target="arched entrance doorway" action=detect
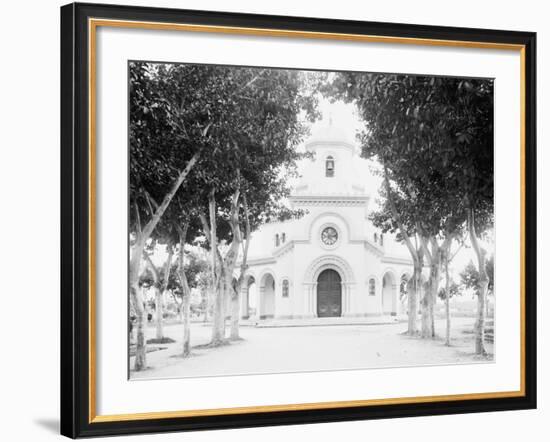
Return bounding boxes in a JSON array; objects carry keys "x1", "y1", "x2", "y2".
[{"x1": 317, "y1": 269, "x2": 342, "y2": 317}]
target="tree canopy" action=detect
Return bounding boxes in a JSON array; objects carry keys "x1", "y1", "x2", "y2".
[{"x1": 326, "y1": 73, "x2": 493, "y2": 239}]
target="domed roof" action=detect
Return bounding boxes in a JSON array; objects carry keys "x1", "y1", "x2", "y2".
[{"x1": 305, "y1": 121, "x2": 355, "y2": 150}]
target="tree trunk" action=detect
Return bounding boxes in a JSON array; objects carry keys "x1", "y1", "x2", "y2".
[
  {"x1": 418, "y1": 237, "x2": 438, "y2": 339},
  {"x1": 211, "y1": 276, "x2": 226, "y2": 344},
  {"x1": 153, "y1": 286, "x2": 163, "y2": 340},
  {"x1": 144, "y1": 253, "x2": 164, "y2": 341},
  {"x1": 157, "y1": 244, "x2": 174, "y2": 340},
  {"x1": 129, "y1": 235, "x2": 148, "y2": 370},
  {"x1": 475, "y1": 280, "x2": 488, "y2": 354},
  {"x1": 417, "y1": 234, "x2": 451, "y2": 339},
  {"x1": 131, "y1": 285, "x2": 147, "y2": 370},
  {"x1": 426, "y1": 260, "x2": 441, "y2": 338},
  {"x1": 224, "y1": 243, "x2": 242, "y2": 340},
  {"x1": 420, "y1": 288, "x2": 432, "y2": 338},
  {"x1": 229, "y1": 291, "x2": 241, "y2": 340},
  {"x1": 203, "y1": 290, "x2": 210, "y2": 322},
  {"x1": 469, "y1": 209, "x2": 488, "y2": 356},
  {"x1": 182, "y1": 292, "x2": 191, "y2": 357},
  {"x1": 202, "y1": 188, "x2": 243, "y2": 346},
  {"x1": 406, "y1": 258, "x2": 422, "y2": 335},
  {"x1": 128, "y1": 151, "x2": 200, "y2": 369},
  {"x1": 205, "y1": 190, "x2": 226, "y2": 345},
  {"x1": 177, "y1": 224, "x2": 193, "y2": 357},
  {"x1": 382, "y1": 166, "x2": 421, "y2": 336},
  {"x1": 444, "y1": 250, "x2": 451, "y2": 346},
  {"x1": 229, "y1": 192, "x2": 250, "y2": 341}
]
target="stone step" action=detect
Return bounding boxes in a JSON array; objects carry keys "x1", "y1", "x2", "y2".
[{"x1": 252, "y1": 316, "x2": 398, "y2": 328}]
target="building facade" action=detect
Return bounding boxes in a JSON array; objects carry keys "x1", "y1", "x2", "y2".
[{"x1": 238, "y1": 123, "x2": 414, "y2": 321}]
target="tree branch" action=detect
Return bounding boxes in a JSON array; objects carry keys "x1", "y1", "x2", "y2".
[
  {"x1": 143, "y1": 252, "x2": 160, "y2": 285},
  {"x1": 161, "y1": 242, "x2": 174, "y2": 294},
  {"x1": 141, "y1": 150, "x2": 200, "y2": 243},
  {"x1": 134, "y1": 201, "x2": 142, "y2": 235},
  {"x1": 177, "y1": 226, "x2": 192, "y2": 298},
  {"x1": 143, "y1": 189, "x2": 159, "y2": 212},
  {"x1": 468, "y1": 208, "x2": 488, "y2": 279},
  {"x1": 199, "y1": 209, "x2": 224, "y2": 268},
  {"x1": 450, "y1": 240, "x2": 464, "y2": 262}
]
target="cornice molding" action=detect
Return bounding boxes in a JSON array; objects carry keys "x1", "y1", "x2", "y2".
[{"x1": 290, "y1": 195, "x2": 370, "y2": 206}]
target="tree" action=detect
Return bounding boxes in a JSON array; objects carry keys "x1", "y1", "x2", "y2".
[
  {"x1": 153, "y1": 186, "x2": 205, "y2": 357},
  {"x1": 460, "y1": 261, "x2": 480, "y2": 294},
  {"x1": 438, "y1": 273, "x2": 461, "y2": 346},
  {"x1": 128, "y1": 62, "x2": 319, "y2": 364},
  {"x1": 162, "y1": 247, "x2": 209, "y2": 318},
  {"x1": 143, "y1": 244, "x2": 169, "y2": 343},
  {"x1": 436, "y1": 79, "x2": 494, "y2": 354},
  {"x1": 438, "y1": 280, "x2": 460, "y2": 300},
  {"x1": 370, "y1": 182, "x2": 424, "y2": 335},
  {"x1": 324, "y1": 73, "x2": 493, "y2": 347},
  {"x1": 185, "y1": 67, "x2": 319, "y2": 345},
  {"x1": 158, "y1": 242, "x2": 174, "y2": 339},
  {"x1": 460, "y1": 255, "x2": 494, "y2": 299},
  {"x1": 129, "y1": 62, "x2": 220, "y2": 369}
]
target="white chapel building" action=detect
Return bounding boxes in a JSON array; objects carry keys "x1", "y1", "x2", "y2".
[{"x1": 238, "y1": 122, "x2": 414, "y2": 322}]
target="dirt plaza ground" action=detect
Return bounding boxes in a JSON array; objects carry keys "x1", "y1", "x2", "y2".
[{"x1": 130, "y1": 317, "x2": 494, "y2": 380}]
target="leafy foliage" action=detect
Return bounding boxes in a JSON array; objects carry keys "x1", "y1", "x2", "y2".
[
  {"x1": 325, "y1": 73, "x2": 494, "y2": 239},
  {"x1": 438, "y1": 280, "x2": 461, "y2": 300},
  {"x1": 130, "y1": 61, "x2": 321, "y2": 245}
]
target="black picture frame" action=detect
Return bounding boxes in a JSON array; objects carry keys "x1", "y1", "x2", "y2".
[{"x1": 60, "y1": 2, "x2": 537, "y2": 438}]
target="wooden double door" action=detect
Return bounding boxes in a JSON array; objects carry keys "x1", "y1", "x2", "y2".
[{"x1": 317, "y1": 269, "x2": 342, "y2": 317}]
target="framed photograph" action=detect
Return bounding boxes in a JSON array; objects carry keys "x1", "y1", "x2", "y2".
[{"x1": 60, "y1": 2, "x2": 536, "y2": 438}]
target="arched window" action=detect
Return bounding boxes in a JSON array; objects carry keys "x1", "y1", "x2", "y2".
[
  {"x1": 380, "y1": 234, "x2": 384, "y2": 246},
  {"x1": 369, "y1": 278, "x2": 376, "y2": 296},
  {"x1": 325, "y1": 156, "x2": 335, "y2": 177},
  {"x1": 282, "y1": 232, "x2": 286, "y2": 243},
  {"x1": 275, "y1": 233, "x2": 280, "y2": 247},
  {"x1": 374, "y1": 233, "x2": 378, "y2": 243},
  {"x1": 282, "y1": 279, "x2": 289, "y2": 298}
]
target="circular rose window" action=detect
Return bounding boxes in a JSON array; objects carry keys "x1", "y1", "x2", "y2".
[{"x1": 321, "y1": 226, "x2": 338, "y2": 246}]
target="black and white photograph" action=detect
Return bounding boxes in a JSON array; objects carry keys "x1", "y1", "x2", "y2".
[
  {"x1": 128, "y1": 61, "x2": 495, "y2": 380},
  {"x1": 0, "y1": 0, "x2": 542, "y2": 439}
]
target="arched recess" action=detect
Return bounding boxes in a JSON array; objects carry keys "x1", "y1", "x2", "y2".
[
  {"x1": 303, "y1": 255, "x2": 355, "y2": 317},
  {"x1": 317, "y1": 268, "x2": 342, "y2": 317},
  {"x1": 259, "y1": 271, "x2": 276, "y2": 319},
  {"x1": 382, "y1": 271, "x2": 398, "y2": 315},
  {"x1": 304, "y1": 255, "x2": 355, "y2": 284},
  {"x1": 241, "y1": 274, "x2": 256, "y2": 319}
]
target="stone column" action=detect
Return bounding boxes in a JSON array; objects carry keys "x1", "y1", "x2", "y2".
[
  {"x1": 391, "y1": 283, "x2": 398, "y2": 316},
  {"x1": 311, "y1": 282, "x2": 318, "y2": 317},
  {"x1": 303, "y1": 282, "x2": 316, "y2": 318},
  {"x1": 341, "y1": 282, "x2": 347, "y2": 316},
  {"x1": 258, "y1": 285, "x2": 265, "y2": 320},
  {"x1": 342, "y1": 283, "x2": 356, "y2": 316},
  {"x1": 240, "y1": 285, "x2": 249, "y2": 319}
]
